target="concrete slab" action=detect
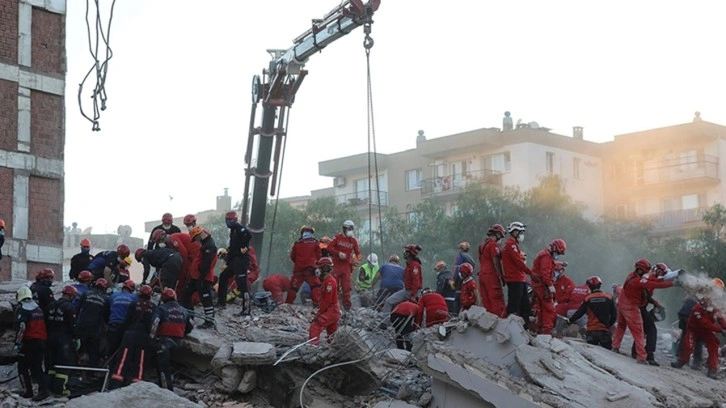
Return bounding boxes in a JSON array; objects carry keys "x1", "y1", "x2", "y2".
[
  {"x1": 231, "y1": 342, "x2": 276, "y2": 366},
  {"x1": 180, "y1": 329, "x2": 224, "y2": 358},
  {"x1": 65, "y1": 381, "x2": 199, "y2": 408},
  {"x1": 372, "y1": 400, "x2": 419, "y2": 408}
]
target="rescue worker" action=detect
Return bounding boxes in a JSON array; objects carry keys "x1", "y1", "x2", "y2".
[
  {"x1": 326, "y1": 220, "x2": 360, "y2": 311},
  {"x1": 69, "y1": 238, "x2": 94, "y2": 280},
  {"x1": 459, "y1": 263, "x2": 479, "y2": 311},
  {"x1": 117, "y1": 256, "x2": 132, "y2": 284},
  {"x1": 150, "y1": 288, "x2": 193, "y2": 390},
  {"x1": 553, "y1": 261, "x2": 574, "y2": 336},
  {"x1": 531, "y1": 239, "x2": 566, "y2": 335},
  {"x1": 288, "y1": 225, "x2": 322, "y2": 305},
  {"x1": 567, "y1": 276, "x2": 617, "y2": 349},
  {"x1": 0, "y1": 219, "x2": 5, "y2": 272},
  {"x1": 262, "y1": 274, "x2": 292, "y2": 304},
  {"x1": 30, "y1": 268, "x2": 55, "y2": 314},
  {"x1": 556, "y1": 269, "x2": 591, "y2": 338},
  {"x1": 246, "y1": 246, "x2": 260, "y2": 294},
  {"x1": 147, "y1": 213, "x2": 181, "y2": 250},
  {"x1": 676, "y1": 290, "x2": 705, "y2": 369},
  {"x1": 182, "y1": 214, "x2": 197, "y2": 232},
  {"x1": 453, "y1": 241, "x2": 476, "y2": 312},
  {"x1": 136, "y1": 247, "x2": 183, "y2": 290},
  {"x1": 390, "y1": 300, "x2": 418, "y2": 351},
  {"x1": 71, "y1": 270, "x2": 93, "y2": 312},
  {"x1": 612, "y1": 259, "x2": 675, "y2": 365},
  {"x1": 110, "y1": 285, "x2": 156, "y2": 388},
  {"x1": 14, "y1": 286, "x2": 51, "y2": 401},
  {"x1": 382, "y1": 245, "x2": 423, "y2": 314},
  {"x1": 501, "y1": 222, "x2": 533, "y2": 320},
  {"x1": 300, "y1": 282, "x2": 312, "y2": 305},
  {"x1": 107, "y1": 280, "x2": 138, "y2": 359},
  {"x1": 477, "y1": 224, "x2": 506, "y2": 317},
  {"x1": 434, "y1": 261, "x2": 457, "y2": 313},
  {"x1": 75, "y1": 278, "x2": 110, "y2": 367},
  {"x1": 217, "y1": 211, "x2": 252, "y2": 313},
  {"x1": 356, "y1": 253, "x2": 379, "y2": 307},
  {"x1": 319, "y1": 236, "x2": 331, "y2": 257},
  {"x1": 671, "y1": 293, "x2": 726, "y2": 379},
  {"x1": 631, "y1": 262, "x2": 669, "y2": 365},
  {"x1": 416, "y1": 288, "x2": 449, "y2": 328},
  {"x1": 309, "y1": 257, "x2": 341, "y2": 345},
  {"x1": 370, "y1": 254, "x2": 405, "y2": 310},
  {"x1": 45, "y1": 285, "x2": 77, "y2": 396},
  {"x1": 86, "y1": 244, "x2": 131, "y2": 282},
  {"x1": 183, "y1": 227, "x2": 216, "y2": 327},
  {"x1": 166, "y1": 230, "x2": 199, "y2": 296}
]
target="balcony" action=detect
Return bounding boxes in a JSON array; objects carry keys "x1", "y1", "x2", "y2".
[
  {"x1": 643, "y1": 156, "x2": 719, "y2": 185},
  {"x1": 642, "y1": 207, "x2": 706, "y2": 230},
  {"x1": 421, "y1": 169, "x2": 503, "y2": 197},
  {"x1": 334, "y1": 191, "x2": 388, "y2": 208}
]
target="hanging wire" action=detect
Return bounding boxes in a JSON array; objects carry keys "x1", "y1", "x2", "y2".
[{"x1": 78, "y1": 0, "x2": 117, "y2": 131}]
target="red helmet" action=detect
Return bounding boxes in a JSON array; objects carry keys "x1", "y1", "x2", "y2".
[
  {"x1": 459, "y1": 263, "x2": 473, "y2": 276},
  {"x1": 635, "y1": 258, "x2": 652, "y2": 272},
  {"x1": 554, "y1": 261, "x2": 567, "y2": 271},
  {"x1": 95, "y1": 278, "x2": 109, "y2": 289},
  {"x1": 162, "y1": 213, "x2": 173, "y2": 223},
  {"x1": 488, "y1": 224, "x2": 506, "y2": 236},
  {"x1": 37, "y1": 268, "x2": 54, "y2": 280},
  {"x1": 183, "y1": 214, "x2": 197, "y2": 225},
  {"x1": 134, "y1": 248, "x2": 146, "y2": 262},
  {"x1": 62, "y1": 285, "x2": 78, "y2": 297},
  {"x1": 655, "y1": 262, "x2": 669, "y2": 274},
  {"x1": 117, "y1": 244, "x2": 131, "y2": 259},
  {"x1": 80, "y1": 238, "x2": 91, "y2": 247},
  {"x1": 139, "y1": 285, "x2": 153, "y2": 297},
  {"x1": 151, "y1": 229, "x2": 167, "y2": 243},
  {"x1": 404, "y1": 244, "x2": 422, "y2": 256},
  {"x1": 458, "y1": 241, "x2": 470, "y2": 251},
  {"x1": 161, "y1": 288, "x2": 177, "y2": 302},
  {"x1": 586, "y1": 276, "x2": 603, "y2": 289},
  {"x1": 316, "y1": 257, "x2": 334, "y2": 268},
  {"x1": 78, "y1": 270, "x2": 93, "y2": 283},
  {"x1": 123, "y1": 280, "x2": 136, "y2": 292},
  {"x1": 0, "y1": 219, "x2": 5, "y2": 228},
  {"x1": 225, "y1": 211, "x2": 238, "y2": 221},
  {"x1": 550, "y1": 239, "x2": 566, "y2": 255}
]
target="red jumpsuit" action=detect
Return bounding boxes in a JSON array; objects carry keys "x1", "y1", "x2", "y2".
[
  {"x1": 501, "y1": 237, "x2": 531, "y2": 283},
  {"x1": 612, "y1": 272, "x2": 673, "y2": 361},
  {"x1": 167, "y1": 233, "x2": 200, "y2": 296},
  {"x1": 554, "y1": 274, "x2": 575, "y2": 317},
  {"x1": 416, "y1": 292, "x2": 449, "y2": 328},
  {"x1": 678, "y1": 303, "x2": 725, "y2": 371},
  {"x1": 325, "y1": 233, "x2": 359, "y2": 310},
  {"x1": 404, "y1": 259, "x2": 423, "y2": 295},
  {"x1": 288, "y1": 238, "x2": 322, "y2": 305},
  {"x1": 460, "y1": 276, "x2": 478, "y2": 311},
  {"x1": 309, "y1": 274, "x2": 341, "y2": 345},
  {"x1": 477, "y1": 238, "x2": 505, "y2": 317},
  {"x1": 531, "y1": 249, "x2": 557, "y2": 334},
  {"x1": 263, "y1": 274, "x2": 291, "y2": 304}
]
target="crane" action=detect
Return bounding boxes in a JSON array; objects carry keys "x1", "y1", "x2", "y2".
[{"x1": 241, "y1": 0, "x2": 381, "y2": 251}]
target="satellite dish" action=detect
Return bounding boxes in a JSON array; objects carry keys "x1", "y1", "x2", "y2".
[
  {"x1": 117, "y1": 225, "x2": 132, "y2": 237},
  {"x1": 529, "y1": 121, "x2": 540, "y2": 129},
  {"x1": 82, "y1": 227, "x2": 92, "y2": 234}
]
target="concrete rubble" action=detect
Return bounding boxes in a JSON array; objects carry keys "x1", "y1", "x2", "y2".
[{"x1": 65, "y1": 381, "x2": 200, "y2": 408}]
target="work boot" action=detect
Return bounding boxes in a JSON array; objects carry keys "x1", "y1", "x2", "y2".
[
  {"x1": 707, "y1": 369, "x2": 718, "y2": 379},
  {"x1": 636, "y1": 360, "x2": 648, "y2": 365},
  {"x1": 646, "y1": 359, "x2": 660, "y2": 366},
  {"x1": 670, "y1": 361, "x2": 685, "y2": 369},
  {"x1": 691, "y1": 362, "x2": 703, "y2": 370},
  {"x1": 612, "y1": 348, "x2": 620, "y2": 354},
  {"x1": 32, "y1": 389, "x2": 50, "y2": 402}
]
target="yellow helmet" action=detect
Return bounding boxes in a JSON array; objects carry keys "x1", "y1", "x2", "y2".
[{"x1": 123, "y1": 256, "x2": 132, "y2": 267}]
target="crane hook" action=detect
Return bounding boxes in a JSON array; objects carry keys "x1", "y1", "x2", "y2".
[{"x1": 363, "y1": 22, "x2": 374, "y2": 51}]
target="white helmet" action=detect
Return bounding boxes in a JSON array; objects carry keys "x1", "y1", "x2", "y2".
[
  {"x1": 16, "y1": 286, "x2": 32, "y2": 302},
  {"x1": 508, "y1": 221, "x2": 526, "y2": 233},
  {"x1": 343, "y1": 220, "x2": 355, "y2": 229}
]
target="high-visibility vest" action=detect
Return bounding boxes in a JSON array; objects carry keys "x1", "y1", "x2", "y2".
[{"x1": 357, "y1": 263, "x2": 379, "y2": 290}]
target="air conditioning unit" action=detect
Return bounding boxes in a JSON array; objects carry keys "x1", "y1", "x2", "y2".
[{"x1": 334, "y1": 176, "x2": 347, "y2": 187}]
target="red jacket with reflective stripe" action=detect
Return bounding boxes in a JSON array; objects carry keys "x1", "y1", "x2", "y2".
[
  {"x1": 501, "y1": 238, "x2": 531, "y2": 283},
  {"x1": 531, "y1": 249, "x2": 555, "y2": 288},
  {"x1": 621, "y1": 272, "x2": 673, "y2": 307},
  {"x1": 404, "y1": 259, "x2": 423, "y2": 292},
  {"x1": 316, "y1": 275, "x2": 340, "y2": 317},
  {"x1": 477, "y1": 238, "x2": 501, "y2": 276}
]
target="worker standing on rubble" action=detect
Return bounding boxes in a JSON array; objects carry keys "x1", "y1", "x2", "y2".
[
  {"x1": 416, "y1": 288, "x2": 449, "y2": 327},
  {"x1": 612, "y1": 259, "x2": 676, "y2": 365},
  {"x1": 109, "y1": 285, "x2": 156, "y2": 388},
  {"x1": 288, "y1": 225, "x2": 323, "y2": 305},
  {"x1": 501, "y1": 222, "x2": 533, "y2": 321},
  {"x1": 147, "y1": 213, "x2": 181, "y2": 250},
  {"x1": 107, "y1": 280, "x2": 138, "y2": 359},
  {"x1": 382, "y1": 245, "x2": 423, "y2": 315},
  {"x1": 453, "y1": 241, "x2": 476, "y2": 313},
  {"x1": 675, "y1": 288, "x2": 706, "y2": 369},
  {"x1": 75, "y1": 278, "x2": 110, "y2": 367},
  {"x1": 166, "y1": 231, "x2": 199, "y2": 296},
  {"x1": 136, "y1": 247, "x2": 183, "y2": 290},
  {"x1": 531, "y1": 239, "x2": 566, "y2": 335},
  {"x1": 567, "y1": 276, "x2": 616, "y2": 349},
  {"x1": 183, "y1": 227, "x2": 217, "y2": 326},
  {"x1": 631, "y1": 262, "x2": 670, "y2": 365},
  {"x1": 263, "y1": 274, "x2": 292, "y2": 304},
  {"x1": 217, "y1": 211, "x2": 252, "y2": 313},
  {"x1": 390, "y1": 299, "x2": 418, "y2": 351},
  {"x1": 71, "y1": 271, "x2": 93, "y2": 312},
  {"x1": 86, "y1": 244, "x2": 130, "y2": 282},
  {"x1": 553, "y1": 262, "x2": 574, "y2": 336},
  {"x1": 434, "y1": 261, "x2": 457, "y2": 313},
  {"x1": 458, "y1": 263, "x2": 479, "y2": 311},
  {"x1": 14, "y1": 286, "x2": 51, "y2": 402},
  {"x1": 477, "y1": 224, "x2": 507, "y2": 317},
  {"x1": 150, "y1": 288, "x2": 193, "y2": 391},
  {"x1": 371, "y1": 254, "x2": 405, "y2": 310},
  {"x1": 45, "y1": 285, "x2": 78, "y2": 397},
  {"x1": 356, "y1": 253, "x2": 379, "y2": 307},
  {"x1": 671, "y1": 284, "x2": 726, "y2": 379},
  {"x1": 326, "y1": 220, "x2": 360, "y2": 311},
  {"x1": 30, "y1": 268, "x2": 55, "y2": 314},
  {"x1": 309, "y1": 257, "x2": 341, "y2": 345},
  {"x1": 69, "y1": 239, "x2": 94, "y2": 280}
]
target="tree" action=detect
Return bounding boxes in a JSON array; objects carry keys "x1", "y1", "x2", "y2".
[{"x1": 690, "y1": 204, "x2": 726, "y2": 278}]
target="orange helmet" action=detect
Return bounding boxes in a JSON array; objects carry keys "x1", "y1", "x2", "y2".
[
  {"x1": 189, "y1": 226, "x2": 204, "y2": 239},
  {"x1": 80, "y1": 238, "x2": 91, "y2": 247}
]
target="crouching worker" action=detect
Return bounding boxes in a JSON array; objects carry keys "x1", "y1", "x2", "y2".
[
  {"x1": 390, "y1": 300, "x2": 418, "y2": 351},
  {"x1": 309, "y1": 258, "x2": 341, "y2": 346},
  {"x1": 110, "y1": 285, "x2": 156, "y2": 388},
  {"x1": 567, "y1": 276, "x2": 617, "y2": 349},
  {"x1": 150, "y1": 289, "x2": 192, "y2": 390},
  {"x1": 671, "y1": 293, "x2": 726, "y2": 379}
]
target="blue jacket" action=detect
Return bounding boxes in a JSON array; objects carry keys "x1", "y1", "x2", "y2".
[
  {"x1": 378, "y1": 263, "x2": 405, "y2": 290},
  {"x1": 109, "y1": 291, "x2": 138, "y2": 325},
  {"x1": 71, "y1": 283, "x2": 90, "y2": 312}
]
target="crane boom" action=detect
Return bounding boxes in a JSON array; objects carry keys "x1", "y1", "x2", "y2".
[{"x1": 243, "y1": 0, "x2": 381, "y2": 253}]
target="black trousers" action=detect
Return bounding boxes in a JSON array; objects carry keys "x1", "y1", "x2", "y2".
[
  {"x1": 110, "y1": 329, "x2": 149, "y2": 386},
  {"x1": 632, "y1": 306, "x2": 657, "y2": 360},
  {"x1": 161, "y1": 254, "x2": 182, "y2": 290},
  {"x1": 181, "y1": 278, "x2": 214, "y2": 315},
  {"x1": 586, "y1": 330, "x2": 613, "y2": 350},
  {"x1": 506, "y1": 282, "x2": 531, "y2": 322},
  {"x1": 47, "y1": 332, "x2": 74, "y2": 395},
  {"x1": 18, "y1": 339, "x2": 49, "y2": 396},
  {"x1": 155, "y1": 336, "x2": 180, "y2": 391},
  {"x1": 217, "y1": 256, "x2": 249, "y2": 305},
  {"x1": 390, "y1": 313, "x2": 415, "y2": 351}
]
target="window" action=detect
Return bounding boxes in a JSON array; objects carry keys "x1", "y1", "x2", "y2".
[
  {"x1": 405, "y1": 169, "x2": 422, "y2": 190},
  {"x1": 546, "y1": 152, "x2": 555, "y2": 175},
  {"x1": 355, "y1": 178, "x2": 368, "y2": 200},
  {"x1": 484, "y1": 152, "x2": 511, "y2": 173},
  {"x1": 679, "y1": 150, "x2": 698, "y2": 171},
  {"x1": 573, "y1": 157, "x2": 581, "y2": 179},
  {"x1": 434, "y1": 163, "x2": 446, "y2": 178},
  {"x1": 451, "y1": 161, "x2": 467, "y2": 185}
]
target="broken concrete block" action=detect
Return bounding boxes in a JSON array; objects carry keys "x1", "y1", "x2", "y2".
[
  {"x1": 231, "y1": 342, "x2": 276, "y2": 365},
  {"x1": 180, "y1": 329, "x2": 224, "y2": 358},
  {"x1": 215, "y1": 365, "x2": 243, "y2": 393},
  {"x1": 65, "y1": 381, "x2": 199, "y2": 408},
  {"x1": 372, "y1": 401, "x2": 418, "y2": 408},
  {"x1": 237, "y1": 370, "x2": 257, "y2": 394},
  {"x1": 243, "y1": 326, "x2": 307, "y2": 347},
  {"x1": 383, "y1": 348, "x2": 411, "y2": 365},
  {"x1": 463, "y1": 305, "x2": 499, "y2": 331},
  {"x1": 211, "y1": 342, "x2": 232, "y2": 370}
]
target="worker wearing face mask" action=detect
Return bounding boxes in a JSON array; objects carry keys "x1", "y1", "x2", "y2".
[
  {"x1": 501, "y1": 222, "x2": 532, "y2": 321},
  {"x1": 531, "y1": 239, "x2": 567, "y2": 335},
  {"x1": 182, "y1": 214, "x2": 197, "y2": 232},
  {"x1": 70, "y1": 239, "x2": 94, "y2": 281},
  {"x1": 147, "y1": 213, "x2": 181, "y2": 250},
  {"x1": 326, "y1": 220, "x2": 360, "y2": 311}
]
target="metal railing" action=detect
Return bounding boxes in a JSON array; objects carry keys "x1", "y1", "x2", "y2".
[
  {"x1": 643, "y1": 155, "x2": 719, "y2": 185},
  {"x1": 334, "y1": 191, "x2": 388, "y2": 207},
  {"x1": 642, "y1": 207, "x2": 706, "y2": 229},
  {"x1": 421, "y1": 169, "x2": 503, "y2": 195}
]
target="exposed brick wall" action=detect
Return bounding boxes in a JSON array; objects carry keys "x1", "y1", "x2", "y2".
[
  {"x1": 0, "y1": 167, "x2": 11, "y2": 280},
  {"x1": 0, "y1": 79, "x2": 17, "y2": 151},
  {"x1": 27, "y1": 261, "x2": 61, "y2": 281},
  {"x1": 28, "y1": 176, "x2": 62, "y2": 243},
  {"x1": 0, "y1": 0, "x2": 18, "y2": 65},
  {"x1": 30, "y1": 91, "x2": 64, "y2": 159},
  {"x1": 31, "y1": 8, "x2": 64, "y2": 75}
]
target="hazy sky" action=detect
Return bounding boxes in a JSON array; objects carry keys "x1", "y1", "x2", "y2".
[{"x1": 63, "y1": 0, "x2": 726, "y2": 239}]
